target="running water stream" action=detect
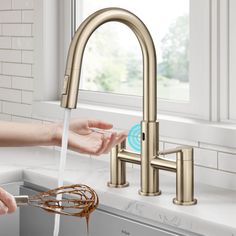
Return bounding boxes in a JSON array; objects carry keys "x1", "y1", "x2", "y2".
[{"x1": 53, "y1": 108, "x2": 71, "y2": 236}]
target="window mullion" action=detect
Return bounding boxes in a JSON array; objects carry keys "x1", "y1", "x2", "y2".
[
  {"x1": 229, "y1": 0, "x2": 236, "y2": 120},
  {"x1": 210, "y1": 0, "x2": 221, "y2": 122},
  {"x1": 219, "y1": 0, "x2": 230, "y2": 121}
]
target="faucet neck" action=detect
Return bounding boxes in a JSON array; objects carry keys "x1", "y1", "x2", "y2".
[{"x1": 61, "y1": 7, "x2": 157, "y2": 122}]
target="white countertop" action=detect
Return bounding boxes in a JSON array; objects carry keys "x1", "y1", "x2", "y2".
[{"x1": 0, "y1": 147, "x2": 235, "y2": 236}]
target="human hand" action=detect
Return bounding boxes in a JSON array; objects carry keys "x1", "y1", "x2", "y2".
[
  {"x1": 54, "y1": 119, "x2": 127, "y2": 155},
  {"x1": 0, "y1": 187, "x2": 17, "y2": 215}
]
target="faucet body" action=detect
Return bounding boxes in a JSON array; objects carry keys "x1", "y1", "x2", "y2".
[{"x1": 61, "y1": 8, "x2": 197, "y2": 205}]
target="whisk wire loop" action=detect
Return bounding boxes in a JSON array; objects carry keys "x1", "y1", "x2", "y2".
[{"x1": 15, "y1": 184, "x2": 99, "y2": 218}]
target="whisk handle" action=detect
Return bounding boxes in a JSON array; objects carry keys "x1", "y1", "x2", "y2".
[{"x1": 14, "y1": 195, "x2": 29, "y2": 206}]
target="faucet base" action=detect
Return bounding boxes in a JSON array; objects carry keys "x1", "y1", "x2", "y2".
[
  {"x1": 107, "y1": 182, "x2": 129, "y2": 188},
  {"x1": 138, "y1": 190, "x2": 161, "y2": 196},
  {"x1": 173, "y1": 198, "x2": 197, "y2": 206}
]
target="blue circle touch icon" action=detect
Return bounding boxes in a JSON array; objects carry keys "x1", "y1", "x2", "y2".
[{"x1": 128, "y1": 123, "x2": 141, "y2": 152}]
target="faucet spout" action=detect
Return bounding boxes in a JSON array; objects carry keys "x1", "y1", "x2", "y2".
[{"x1": 61, "y1": 7, "x2": 157, "y2": 122}]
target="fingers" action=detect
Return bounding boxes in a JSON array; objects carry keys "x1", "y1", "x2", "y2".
[
  {"x1": 116, "y1": 130, "x2": 128, "y2": 141},
  {"x1": 0, "y1": 187, "x2": 17, "y2": 215},
  {"x1": 67, "y1": 129, "x2": 127, "y2": 156},
  {"x1": 104, "y1": 133, "x2": 119, "y2": 153},
  {"x1": 88, "y1": 120, "x2": 113, "y2": 130},
  {"x1": 0, "y1": 201, "x2": 8, "y2": 215},
  {"x1": 96, "y1": 133, "x2": 117, "y2": 155},
  {"x1": 68, "y1": 132, "x2": 104, "y2": 155},
  {"x1": 97, "y1": 132, "x2": 127, "y2": 155},
  {"x1": 115, "y1": 132, "x2": 127, "y2": 145}
]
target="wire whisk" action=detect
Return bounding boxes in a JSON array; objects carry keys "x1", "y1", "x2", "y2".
[{"x1": 15, "y1": 184, "x2": 99, "y2": 218}]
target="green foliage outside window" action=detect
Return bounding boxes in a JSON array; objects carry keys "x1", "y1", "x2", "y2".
[{"x1": 81, "y1": 15, "x2": 189, "y2": 100}]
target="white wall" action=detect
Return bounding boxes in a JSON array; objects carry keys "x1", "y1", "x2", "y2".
[{"x1": 0, "y1": 0, "x2": 236, "y2": 191}]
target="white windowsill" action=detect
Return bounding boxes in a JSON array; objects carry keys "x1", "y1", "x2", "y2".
[{"x1": 32, "y1": 101, "x2": 236, "y2": 150}]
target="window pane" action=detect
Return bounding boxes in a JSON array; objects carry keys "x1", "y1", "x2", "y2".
[{"x1": 76, "y1": 0, "x2": 189, "y2": 101}]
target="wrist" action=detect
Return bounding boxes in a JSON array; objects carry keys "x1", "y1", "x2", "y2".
[{"x1": 49, "y1": 123, "x2": 62, "y2": 146}]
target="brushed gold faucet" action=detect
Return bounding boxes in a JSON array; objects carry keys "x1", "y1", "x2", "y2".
[{"x1": 61, "y1": 7, "x2": 197, "y2": 205}]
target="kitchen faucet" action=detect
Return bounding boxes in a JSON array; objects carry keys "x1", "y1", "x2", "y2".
[{"x1": 61, "y1": 7, "x2": 197, "y2": 205}]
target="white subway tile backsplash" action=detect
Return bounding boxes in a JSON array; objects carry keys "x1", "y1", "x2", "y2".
[
  {"x1": 0, "y1": 36, "x2": 11, "y2": 48},
  {"x1": 22, "y1": 50, "x2": 33, "y2": 63},
  {"x1": 194, "y1": 148, "x2": 218, "y2": 168},
  {"x1": 2, "y1": 62, "x2": 31, "y2": 76},
  {"x1": 12, "y1": 37, "x2": 33, "y2": 50},
  {"x1": 200, "y1": 142, "x2": 236, "y2": 155},
  {"x1": 0, "y1": 87, "x2": 21, "y2": 102},
  {"x1": 0, "y1": 75, "x2": 11, "y2": 88},
  {"x1": 31, "y1": 64, "x2": 35, "y2": 77},
  {"x1": 0, "y1": 11, "x2": 21, "y2": 23},
  {"x1": 12, "y1": 76, "x2": 33, "y2": 90},
  {"x1": 12, "y1": 0, "x2": 33, "y2": 10},
  {"x1": 22, "y1": 90, "x2": 33, "y2": 104},
  {"x1": 31, "y1": 23, "x2": 34, "y2": 37},
  {"x1": 2, "y1": 24, "x2": 31, "y2": 36},
  {"x1": 218, "y1": 152, "x2": 236, "y2": 173},
  {"x1": 0, "y1": 113, "x2": 11, "y2": 120},
  {"x1": 2, "y1": 101, "x2": 32, "y2": 116},
  {"x1": 0, "y1": 49, "x2": 21, "y2": 62},
  {"x1": 11, "y1": 115, "x2": 42, "y2": 123},
  {"x1": 0, "y1": 0, "x2": 11, "y2": 10},
  {"x1": 160, "y1": 136, "x2": 198, "y2": 148},
  {"x1": 195, "y1": 165, "x2": 236, "y2": 190},
  {"x1": 42, "y1": 120, "x2": 53, "y2": 125},
  {"x1": 22, "y1": 10, "x2": 33, "y2": 23}
]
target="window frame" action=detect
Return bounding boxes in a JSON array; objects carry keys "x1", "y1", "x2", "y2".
[
  {"x1": 229, "y1": 0, "x2": 236, "y2": 121},
  {"x1": 62, "y1": 0, "x2": 211, "y2": 120}
]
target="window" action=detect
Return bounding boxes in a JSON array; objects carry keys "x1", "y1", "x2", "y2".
[
  {"x1": 77, "y1": 0, "x2": 189, "y2": 102},
  {"x1": 33, "y1": 0, "x2": 236, "y2": 148},
  {"x1": 67, "y1": 0, "x2": 211, "y2": 120}
]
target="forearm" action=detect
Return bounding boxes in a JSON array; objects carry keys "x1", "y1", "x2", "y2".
[{"x1": 0, "y1": 121, "x2": 59, "y2": 147}]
